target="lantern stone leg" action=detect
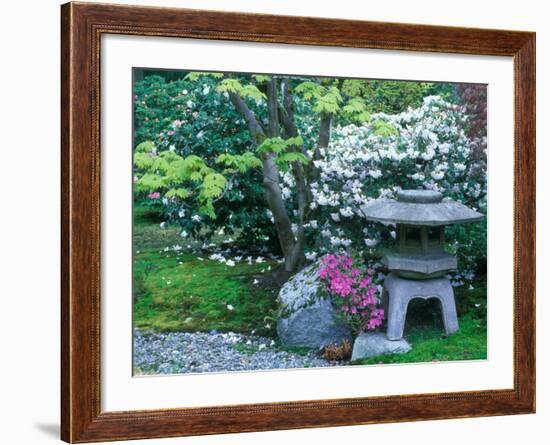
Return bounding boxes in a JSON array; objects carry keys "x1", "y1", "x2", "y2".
[{"x1": 384, "y1": 273, "x2": 459, "y2": 341}]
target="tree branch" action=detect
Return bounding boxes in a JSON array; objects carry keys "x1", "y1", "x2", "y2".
[
  {"x1": 279, "y1": 79, "x2": 299, "y2": 137},
  {"x1": 228, "y1": 92, "x2": 265, "y2": 143},
  {"x1": 266, "y1": 78, "x2": 280, "y2": 138},
  {"x1": 316, "y1": 112, "x2": 332, "y2": 158},
  {"x1": 308, "y1": 112, "x2": 332, "y2": 185},
  {"x1": 279, "y1": 78, "x2": 307, "y2": 271},
  {"x1": 279, "y1": 79, "x2": 310, "y2": 222}
]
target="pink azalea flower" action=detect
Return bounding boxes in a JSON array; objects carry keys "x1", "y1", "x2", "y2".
[{"x1": 319, "y1": 254, "x2": 384, "y2": 333}]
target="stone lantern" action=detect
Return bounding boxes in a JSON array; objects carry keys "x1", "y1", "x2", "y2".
[{"x1": 360, "y1": 189, "x2": 484, "y2": 340}]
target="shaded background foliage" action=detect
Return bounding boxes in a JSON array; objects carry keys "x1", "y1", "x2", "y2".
[
  {"x1": 134, "y1": 70, "x2": 462, "y2": 147},
  {"x1": 134, "y1": 73, "x2": 278, "y2": 250}
]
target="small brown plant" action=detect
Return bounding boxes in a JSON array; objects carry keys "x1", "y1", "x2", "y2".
[{"x1": 321, "y1": 340, "x2": 352, "y2": 362}]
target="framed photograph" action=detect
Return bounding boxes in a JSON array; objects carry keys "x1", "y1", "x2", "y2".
[{"x1": 61, "y1": 2, "x2": 535, "y2": 442}]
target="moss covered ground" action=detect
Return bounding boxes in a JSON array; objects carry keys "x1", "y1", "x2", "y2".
[
  {"x1": 133, "y1": 204, "x2": 279, "y2": 337},
  {"x1": 352, "y1": 285, "x2": 487, "y2": 364}
]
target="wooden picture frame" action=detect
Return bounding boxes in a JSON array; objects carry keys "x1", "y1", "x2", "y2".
[{"x1": 61, "y1": 2, "x2": 535, "y2": 442}]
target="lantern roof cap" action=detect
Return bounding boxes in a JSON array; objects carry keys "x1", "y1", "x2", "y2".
[{"x1": 360, "y1": 189, "x2": 484, "y2": 226}]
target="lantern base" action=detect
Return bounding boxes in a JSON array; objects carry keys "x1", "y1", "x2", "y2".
[{"x1": 383, "y1": 273, "x2": 459, "y2": 341}]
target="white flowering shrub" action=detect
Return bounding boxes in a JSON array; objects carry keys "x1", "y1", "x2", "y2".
[{"x1": 300, "y1": 96, "x2": 487, "y2": 280}]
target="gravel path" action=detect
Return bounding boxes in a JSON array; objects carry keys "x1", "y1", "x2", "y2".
[{"x1": 134, "y1": 330, "x2": 341, "y2": 375}]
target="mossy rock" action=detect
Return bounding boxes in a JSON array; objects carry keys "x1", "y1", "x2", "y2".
[{"x1": 277, "y1": 261, "x2": 351, "y2": 348}]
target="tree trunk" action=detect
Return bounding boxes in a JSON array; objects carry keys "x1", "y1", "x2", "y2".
[
  {"x1": 229, "y1": 87, "x2": 301, "y2": 272},
  {"x1": 262, "y1": 154, "x2": 297, "y2": 261},
  {"x1": 227, "y1": 80, "x2": 338, "y2": 274}
]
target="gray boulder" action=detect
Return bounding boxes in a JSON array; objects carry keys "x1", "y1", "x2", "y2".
[
  {"x1": 351, "y1": 332, "x2": 411, "y2": 361},
  {"x1": 277, "y1": 261, "x2": 352, "y2": 348}
]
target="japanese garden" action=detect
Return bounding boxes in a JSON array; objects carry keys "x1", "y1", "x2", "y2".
[{"x1": 131, "y1": 69, "x2": 487, "y2": 375}]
